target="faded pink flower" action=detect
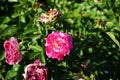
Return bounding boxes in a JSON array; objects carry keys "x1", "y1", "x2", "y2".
[
  {"x1": 81, "y1": 60, "x2": 89, "y2": 69},
  {"x1": 40, "y1": 8, "x2": 61, "y2": 23},
  {"x1": 3, "y1": 37, "x2": 22, "y2": 65},
  {"x1": 40, "y1": 13, "x2": 51, "y2": 23},
  {"x1": 45, "y1": 31, "x2": 73, "y2": 61},
  {"x1": 23, "y1": 60, "x2": 48, "y2": 80},
  {"x1": 79, "y1": 78, "x2": 84, "y2": 80}
]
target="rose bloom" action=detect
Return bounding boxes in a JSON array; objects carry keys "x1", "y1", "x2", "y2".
[
  {"x1": 40, "y1": 8, "x2": 61, "y2": 23},
  {"x1": 3, "y1": 37, "x2": 22, "y2": 65},
  {"x1": 23, "y1": 60, "x2": 48, "y2": 80},
  {"x1": 45, "y1": 31, "x2": 73, "y2": 61}
]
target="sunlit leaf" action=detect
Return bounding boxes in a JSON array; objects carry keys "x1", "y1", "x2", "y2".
[
  {"x1": 11, "y1": 13, "x2": 19, "y2": 18},
  {"x1": 0, "y1": 24, "x2": 8, "y2": 30},
  {"x1": 13, "y1": 64, "x2": 20, "y2": 71},
  {"x1": 20, "y1": 16, "x2": 26, "y2": 23},
  {"x1": 28, "y1": 44, "x2": 43, "y2": 52},
  {"x1": 8, "y1": 0, "x2": 18, "y2": 2},
  {"x1": 5, "y1": 70, "x2": 17, "y2": 79},
  {"x1": 106, "y1": 32, "x2": 120, "y2": 48},
  {"x1": 2, "y1": 17, "x2": 11, "y2": 24}
]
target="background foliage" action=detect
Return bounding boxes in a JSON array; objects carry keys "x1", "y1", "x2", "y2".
[{"x1": 0, "y1": 0, "x2": 120, "y2": 80}]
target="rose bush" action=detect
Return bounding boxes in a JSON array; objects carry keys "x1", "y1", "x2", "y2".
[
  {"x1": 3, "y1": 37, "x2": 22, "y2": 65},
  {"x1": 23, "y1": 60, "x2": 48, "y2": 80},
  {"x1": 0, "y1": 0, "x2": 120, "y2": 80},
  {"x1": 45, "y1": 31, "x2": 73, "y2": 61}
]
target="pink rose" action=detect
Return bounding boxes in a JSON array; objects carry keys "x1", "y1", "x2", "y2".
[
  {"x1": 45, "y1": 31, "x2": 73, "y2": 61},
  {"x1": 3, "y1": 37, "x2": 22, "y2": 65},
  {"x1": 23, "y1": 60, "x2": 48, "y2": 80}
]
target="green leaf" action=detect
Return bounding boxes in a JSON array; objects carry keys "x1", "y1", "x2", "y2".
[
  {"x1": 24, "y1": 24, "x2": 38, "y2": 35},
  {"x1": 13, "y1": 64, "x2": 20, "y2": 71},
  {"x1": 0, "y1": 74, "x2": 2, "y2": 79},
  {"x1": 5, "y1": 70, "x2": 17, "y2": 79},
  {"x1": 11, "y1": 13, "x2": 19, "y2": 18},
  {"x1": 0, "y1": 52, "x2": 4, "y2": 61},
  {"x1": 8, "y1": 0, "x2": 18, "y2": 2},
  {"x1": 0, "y1": 74, "x2": 5, "y2": 80},
  {"x1": 29, "y1": 44, "x2": 43, "y2": 52},
  {"x1": 2, "y1": 25, "x2": 17, "y2": 36},
  {"x1": 88, "y1": 48, "x2": 93, "y2": 53},
  {"x1": 106, "y1": 32, "x2": 120, "y2": 48},
  {"x1": 20, "y1": 16, "x2": 26, "y2": 23},
  {"x1": 2, "y1": 17, "x2": 11, "y2": 24},
  {"x1": 106, "y1": 22, "x2": 114, "y2": 28},
  {"x1": 28, "y1": 43, "x2": 45, "y2": 65},
  {"x1": 39, "y1": 52, "x2": 46, "y2": 65},
  {"x1": 28, "y1": 44, "x2": 45, "y2": 65},
  {"x1": 0, "y1": 24, "x2": 8, "y2": 30}
]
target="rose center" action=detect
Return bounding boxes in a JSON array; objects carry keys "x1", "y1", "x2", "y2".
[{"x1": 53, "y1": 41, "x2": 61, "y2": 48}]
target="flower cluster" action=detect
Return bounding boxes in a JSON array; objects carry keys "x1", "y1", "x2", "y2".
[
  {"x1": 45, "y1": 31, "x2": 73, "y2": 61},
  {"x1": 23, "y1": 60, "x2": 48, "y2": 80},
  {"x1": 3, "y1": 31, "x2": 74, "y2": 80},
  {"x1": 3, "y1": 37, "x2": 22, "y2": 65},
  {"x1": 3, "y1": 7, "x2": 74, "y2": 79},
  {"x1": 3, "y1": 31, "x2": 73, "y2": 79},
  {"x1": 40, "y1": 8, "x2": 61, "y2": 23}
]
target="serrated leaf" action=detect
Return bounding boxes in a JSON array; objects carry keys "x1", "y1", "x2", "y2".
[{"x1": 106, "y1": 32, "x2": 120, "y2": 48}]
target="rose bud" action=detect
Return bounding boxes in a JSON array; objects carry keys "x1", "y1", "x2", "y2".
[{"x1": 3, "y1": 37, "x2": 22, "y2": 65}]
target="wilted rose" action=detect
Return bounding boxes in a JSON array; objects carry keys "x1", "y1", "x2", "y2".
[
  {"x1": 3, "y1": 37, "x2": 22, "y2": 65},
  {"x1": 23, "y1": 60, "x2": 48, "y2": 80},
  {"x1": 40, "y1": 13, "x2": 51, "y2": 23},
  {"x1": 40, "y1": 8, "x2": 61, "y2": 23},
  {"x1": 45, "y1": 31, "x2": 73, "y2": 61}
]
